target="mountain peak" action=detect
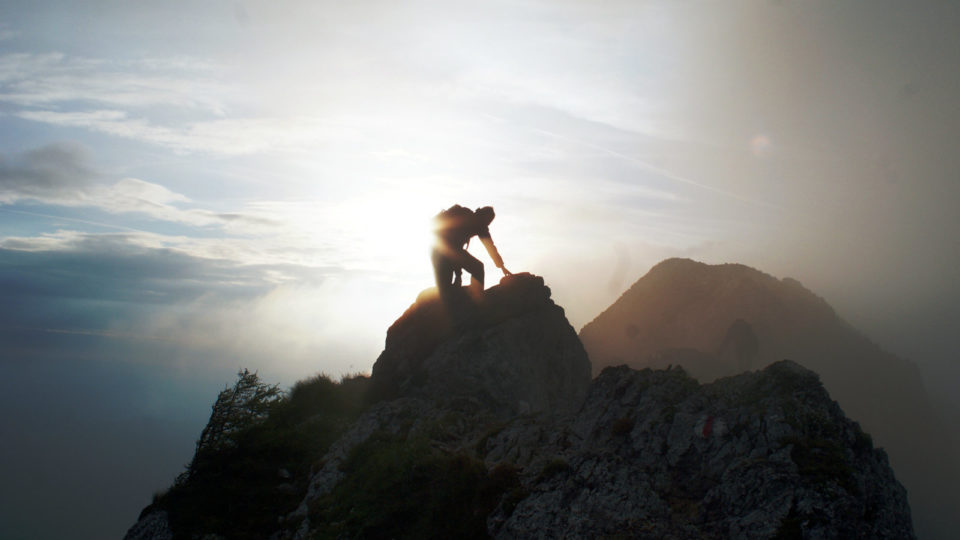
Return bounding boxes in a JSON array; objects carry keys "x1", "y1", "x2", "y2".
[
  {"x1": 580, "y1": 257, "x2": 957, "y2": 538},
  {"x1": 581, "y1": 258, "x2": 838, "y2": 378},
  {"x1": 370, "y1": 272, "x2": 592, "y2": 415}
]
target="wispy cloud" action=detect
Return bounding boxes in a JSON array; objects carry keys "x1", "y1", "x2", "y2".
[
  {"x1": 0, "y1": 52, "x2": 229, "y2": 112},
  {"x1": 0, "y1": 143, "x2": 278, "y2": 229},
  {"x1": 0, "y1": 52, "x2": 373, "y2": 156},
  {"x1": 15, "y1": 109, "x2": 348, "y2": 156}
]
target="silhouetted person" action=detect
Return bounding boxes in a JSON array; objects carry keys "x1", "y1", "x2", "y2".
[
  {"x1": 432, "y1": 205, "x2": 511, "y2": 296},
  {"x1": 719, "y1": 318, "x2": 759, "y2": 372}
]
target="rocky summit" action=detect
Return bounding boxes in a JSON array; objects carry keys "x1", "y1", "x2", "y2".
[
  {"x1": 126, "y1": 273, "x2": 914, "y2": 539},
  {"x1": 369, "y1": 272, "x2": 592, "y2": 416}
]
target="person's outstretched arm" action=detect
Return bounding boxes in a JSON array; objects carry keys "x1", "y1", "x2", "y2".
[{"x1": 479, "y1": 234, "x2": 510, "y2": 275}]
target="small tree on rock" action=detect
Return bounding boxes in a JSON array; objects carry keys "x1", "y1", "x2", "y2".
[{"x1": 178, "y1": 369, "x2": 282, "y2": 484}]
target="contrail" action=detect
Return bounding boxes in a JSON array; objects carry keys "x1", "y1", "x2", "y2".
[
  {"x1": 0, "y1": 206, "x2": 148, "y2": 233},
  {"x1": 484, "y1": 112, "x2": 782, "y2": 210},
  {"x1": 6, "y1": 324, "x2": 180, "y2": 343},
  {"x1": 530, "y1": 126, "x2": 782, "y2": 209}
]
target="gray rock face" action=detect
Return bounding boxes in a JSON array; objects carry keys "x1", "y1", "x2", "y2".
[{"x1": 486, "y1": 361, "x2": 913, "y2": 539}]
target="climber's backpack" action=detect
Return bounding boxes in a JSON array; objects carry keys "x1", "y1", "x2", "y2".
[{"x1": 434, "y1": 205, "x2": 476, "y2": 246}]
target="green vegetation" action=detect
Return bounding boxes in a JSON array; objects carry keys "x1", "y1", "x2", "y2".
[
  {"x1": 735, "y1": 362, "x2": 820, "y2": 413},
  {"x1": 782, "y1": 436, "x2": 857, "y2": 495},
  {"x1": 780, "y1": 405, "x2": 858, "y2": 496},
  {"x1": 156, "y1": 369, "x2": 524, "y2": 539},
  {"x1": 308, "y1": 432, "x2": 520, "y2": 539},
  {"x1": 156, "y1": 370, "x2": 371, "y2": 540}
]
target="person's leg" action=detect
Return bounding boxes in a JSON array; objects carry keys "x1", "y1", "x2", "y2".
[
  {"x1": 431, "y1": 248, "x2": 455, "y2": 291},
  {"x1": 457, "y1": 250, "x2": 484, "y2": 295}
]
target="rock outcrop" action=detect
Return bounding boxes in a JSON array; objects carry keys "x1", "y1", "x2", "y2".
[
  {"x1": 369, "y1": 272, "x2": 592, "y2": 416},
  {"x1": 123, "y1": 509, "x2": 172, "y2": 540},
  {"x1": 127, "y1": 271, "x2": 915, "y2": 539},
  {"x1": 579, "y1": 257, "x2": 956, "y2": 538},
  {"x1": 487, "y1": 361, "x2": 912, "y2": 539},
  {"x1": 277, "y1": 273, "x2": 913, "y2": 539}
]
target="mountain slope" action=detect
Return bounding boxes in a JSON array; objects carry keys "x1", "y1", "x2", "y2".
[{"x1": 579, "y1": 257, "x2": 957, "y2": 539}]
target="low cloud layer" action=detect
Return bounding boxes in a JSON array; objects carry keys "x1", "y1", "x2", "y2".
[{"x1": 0, "y1": 229, "x2": 394, "y2": 380}]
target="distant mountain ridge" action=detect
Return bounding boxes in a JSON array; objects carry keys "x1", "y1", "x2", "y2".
[
  {"x1": 579, "y1": 257, "x2": 959, "y2": 539},
  {"x1": 581, "y1": 258, "x2": 850, "y2": 377},
  {"x1": 127, "y1": 272, "x2": 915, "y2": 539}
]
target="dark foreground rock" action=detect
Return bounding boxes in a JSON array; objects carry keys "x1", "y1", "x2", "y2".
[
  {"x1": 277, "y1": 360, "x2": 913, "y2": 539},
  {"x1": 488, "y1": 361, "x2": 912, "y2": 539},
  {"x1": 127, "y1": 273, "x2": 914, "y2": 539},
  {"x1": 369, "y1": 272, "x2": 592, "y2": 416},
  {"x1": 123, "y1": 509, "x2": 172, "y2": 540}
]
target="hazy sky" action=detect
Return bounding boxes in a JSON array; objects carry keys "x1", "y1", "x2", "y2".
[{"x1": 1, "y1": 1, "x2": 958, "y2": 538}]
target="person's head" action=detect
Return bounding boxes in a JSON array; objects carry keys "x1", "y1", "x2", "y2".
[{"x1": 475, "y1": 206, "x2": 495, "y2": 226}]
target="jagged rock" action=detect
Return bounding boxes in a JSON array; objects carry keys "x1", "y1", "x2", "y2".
[
  {"x1": 486, "y1": 361, "x2": 913, "y2": 539},
  {"x1": 130, "y1": 270, "x2": 915, "y2": 540},
  {"x1": 289, "y1": 274, "x2": 591, "y2": 530},
  {"x1": 123, "y1": 509, "x2": 172, "y2": 540},
  {"x1": 370, "y1": 273, "x2": 592, "y2": 416},
  {"x1": 282, "y1": 359, "x2": 913, "y2": 539},
  {"x1": 579, "y1": 257, "x2": 955, "y2": 538}
]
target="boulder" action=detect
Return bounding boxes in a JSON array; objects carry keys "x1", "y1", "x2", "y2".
[{"x1": 370, "y1": 272, "x2": 592, "y2": 416}]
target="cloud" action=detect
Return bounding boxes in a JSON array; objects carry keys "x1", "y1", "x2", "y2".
[
  {"x1": 0, "y1": 52, "x2": 372, "y2": 156},
  {"x1": 0, "y1": 142, "x2": 95, "y2": 198},
  {"x1": 0, "y1": 228, "x2": 328, "y2": 275},
  {"x1": 0, "y1": 232, "x2": 318, "y2": 337},
  {"x1": 0, "y1": 22, "x2": 17, "y2": 42},
  {"x1": 0, "y1": 142, "x2": 414, "y2": 274},
  {"x1": 0, "y1": 144, "x2": 278, "y2": 229},
  {"x1": 0, "y1": 231, "x2": 393, "y2": 378},
  {"x1": 0, "y1": 53, "x2": 306, "y2": 156},
  {"x1": 0, "y1": 52, "x2": 229, "y2": 113},
  {"x1": 0, "y1": 232, "x2": 290, "y2": 297},
  {"x1": 15, "y1": 109, "x2": 346, "y2": 156}
]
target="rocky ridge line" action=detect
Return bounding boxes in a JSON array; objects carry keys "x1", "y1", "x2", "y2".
[{"x1": 126, "y1": 272, "x2": 914, "y2": 539}]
